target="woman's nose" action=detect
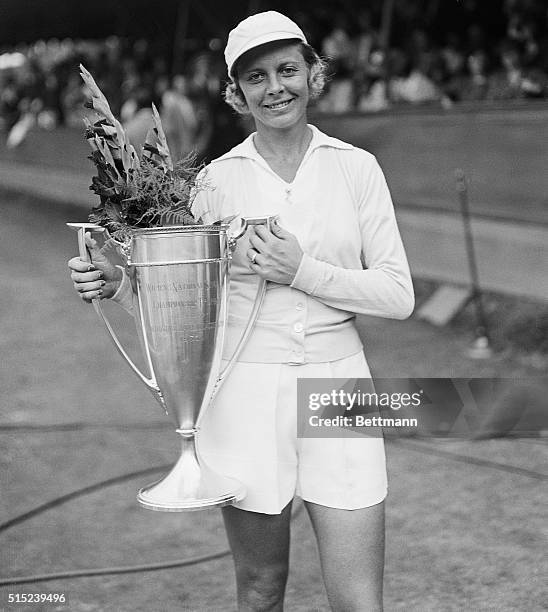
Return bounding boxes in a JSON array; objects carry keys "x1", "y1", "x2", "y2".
[{"x1": 265, "y1": 74, "x2": 283, "y2": 94}]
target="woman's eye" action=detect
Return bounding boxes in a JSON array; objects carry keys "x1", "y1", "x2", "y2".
[
  {"x1": 247, "y1": 73, "x2": 263, "y2": 83},
  {"x1": 281, "y1": 67, "x2": 298, "y2": 75}
]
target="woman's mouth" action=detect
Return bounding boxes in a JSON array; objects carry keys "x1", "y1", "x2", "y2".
[{"x1": 264, "y1": 98, "x2": 294, "y2": 110}]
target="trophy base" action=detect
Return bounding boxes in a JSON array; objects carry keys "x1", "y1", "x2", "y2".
[
  {"x1": 137, "y1": 487, "x2": 245, "y2": 512},
  {"x1": 137, "y1": 441, "x2": 246, "y2": 512}
]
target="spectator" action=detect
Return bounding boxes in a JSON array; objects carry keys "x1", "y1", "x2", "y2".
[
  {"x1": 353, "y1": 9, "x2": 378, "y2": 70},
  {"x1": 389, "y1": 52, "x2": 441, "y2": 105},
  {"x1": 120, "y1": 57, "x2": 141, "y2": 121},
  {"x1": 356, "y1": 76, "x2": 389, "y2": 112},
  {"x1": 441, "y1": 33, "x2": 466, "y2": 79},
  {"x1": 6, "y1": 98, "x2": 42, "y2": 148},
  {"x1": 0, "y1": 1, "x2": 547, "y2": 128},
  {"x1": 440, "y1": 34, "x2": 471, "y2": 102},
  {"x1": 122, "y1": 86, "x2": 156, "y2": 156},
  {"x1": 462, "y1": 50, "x2": 490, "y2": 101},
  {"x1": 494, "y1": 43, "x2": 523, "y2": 98},
  {"x1": 161, "y1": 75, "x2": 199, "y2": 162},
  {"x1": 0, "y1": 74, "x2": 21, "y2": 133},
  {"x1": 61, "y1": 72, "x2": 87, "y2": 127},
  {"x1": 318, "y1": 13, "x2": 356, "y2": 114},
  {"x1": 316, "y1": 61, "x2": 355, "y2": 114},
  {"x1": 186, "y1": 53, "x2": 215, "y2": 158},
  {"x1": 321, "y1": 12, "x2": 354, "y2": 72}
]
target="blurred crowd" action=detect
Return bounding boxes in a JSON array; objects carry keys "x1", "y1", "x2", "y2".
[
  {"x1": 0, "y1": 36, "x2": 234, "y2": 158},
  {"x1": 1, "y1": 0, "x2": 547, "y2": 157},
  {"x1": 310, "y1": 0, "x2": 548, "y2": 113}
]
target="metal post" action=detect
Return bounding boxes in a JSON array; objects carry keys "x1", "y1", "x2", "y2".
[{"x1": 455, "y1": 169, "x2": 493, "y2": 358}]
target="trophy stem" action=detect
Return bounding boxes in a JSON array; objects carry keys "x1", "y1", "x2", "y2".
[{"x1": 137, "y1": 433, "x2": 246, "y2": 512}]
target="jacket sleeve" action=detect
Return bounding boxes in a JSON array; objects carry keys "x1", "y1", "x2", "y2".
[{"x1": 290, "y1": 156, "x2": 414, "y2": 319}]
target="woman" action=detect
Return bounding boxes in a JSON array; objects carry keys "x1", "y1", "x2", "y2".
[{"x1": 68, "y1": 11, "x2": 414, "y2": 612}]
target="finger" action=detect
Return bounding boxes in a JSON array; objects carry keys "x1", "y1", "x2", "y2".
[
  {"x1": 248, "y1": 234, "x2": 265, "y2": 252},
  {"x1": 77, "y1": 232, "x2": 95, "y2": 265},
  {"x1": 270, "y1": 221, "x2": 290, "y2": 239},
  {"x1": 68, "y1": 257, "x2": 96, "y2": 272},
  {"x1": 74, "y1": 280, "x2": 106, "y2": 294},
  {"x1": 252, "y1": 225, "x2": 270, "y2": 242},
  {"x1": 70, "y1": 269, "x2": 104, "y2": 283},
  {"x1": 85, "y1": 231, "x2": 100, "y2": 252},
  {"x1": 249, "y1": 250, "x2": 265, "y2": 267},
  {"x1": 84, "y1": 231, "x2": 110, "y2": 266},
  {"x1": 86, "y1": 232, "x2": 114, "y2": 274},
  {"x1": 247, "y1": 248, "x2": 260, "y2": 264},
  {"x1": 81, "y1": 288, "x2": 104, "y2": 302},
  {"x1": 270, "y1": 221, "x2": 287, "y2": 238},
  {"x1": 249, "y1": 260, "x2": 263, "y2": 273}
]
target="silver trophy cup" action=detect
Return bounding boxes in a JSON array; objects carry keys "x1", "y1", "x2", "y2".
[{"x1": 68, "y1": 218, "x2": 274, "y2": 511}]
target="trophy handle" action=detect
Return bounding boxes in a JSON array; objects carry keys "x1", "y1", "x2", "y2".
[
  {"x1": 67, "y1": 223, "x2": 164, "y2": 404},
  {"x1": 201, "y1": 215, "x2": 276, "y2": 410},
  {"x1": 215, "y1": 277, "x2": 266, "y2": 388}
]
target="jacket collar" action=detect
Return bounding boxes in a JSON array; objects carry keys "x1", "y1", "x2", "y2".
[{"x1": 211, "y1": 123, "x2": 353, "y2": 164}]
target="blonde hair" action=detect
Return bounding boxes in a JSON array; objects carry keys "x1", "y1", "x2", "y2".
[{"x1": 224, "y1": 42, "x2": 328, "y2": 115}]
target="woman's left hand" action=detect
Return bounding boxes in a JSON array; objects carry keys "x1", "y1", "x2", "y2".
[{"x1": 247, "y1": 222, "x2": 303, "y2": 285}]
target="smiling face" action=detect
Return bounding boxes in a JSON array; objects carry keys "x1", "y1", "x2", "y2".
[{"x1": 236, "y1": 40, "x2": 310, "y2": 132}]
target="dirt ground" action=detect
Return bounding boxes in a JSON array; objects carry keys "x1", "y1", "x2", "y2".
[{"x1": 0, "y1": 191, "x2": 546, "y2": 612}]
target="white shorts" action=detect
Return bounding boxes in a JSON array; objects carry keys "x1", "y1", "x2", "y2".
[{"x1": 197, "y1": 351, "x2": 387, "y2": 514}]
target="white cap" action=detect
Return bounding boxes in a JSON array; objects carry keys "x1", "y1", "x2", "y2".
[{"x1": 224, "y1": 11, "x2": 307, "y2": 76}]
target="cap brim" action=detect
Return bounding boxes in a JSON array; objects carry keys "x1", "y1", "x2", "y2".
[{"x1": 228, "y1": 32, "x2": 305, "y2": 75}]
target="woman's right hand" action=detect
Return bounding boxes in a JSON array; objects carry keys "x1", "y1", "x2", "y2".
[{"x1": 68, "y1": 232, "x2": 123, "y2": 302}]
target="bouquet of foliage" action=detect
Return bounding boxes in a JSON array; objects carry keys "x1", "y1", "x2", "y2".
[{"x1": 80, "y1": 65, "x2": 206, "y2": 240}]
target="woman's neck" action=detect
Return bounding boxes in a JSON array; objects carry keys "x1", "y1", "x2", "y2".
[{"x1": 253, "y1": 120, "x2": 312, "y2": 163}]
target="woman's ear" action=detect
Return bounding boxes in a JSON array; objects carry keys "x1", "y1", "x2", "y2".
[
  {"x1": 308, "y1": 64, "x2": 323, "y2": 98},
  {"x1": 224, "y1": 80, "x2": 250, "y2": 114}
]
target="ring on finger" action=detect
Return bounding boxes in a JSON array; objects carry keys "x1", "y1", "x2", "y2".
[{"x1": 250, "y1": 251, "x2": 258, "y2": 264}]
